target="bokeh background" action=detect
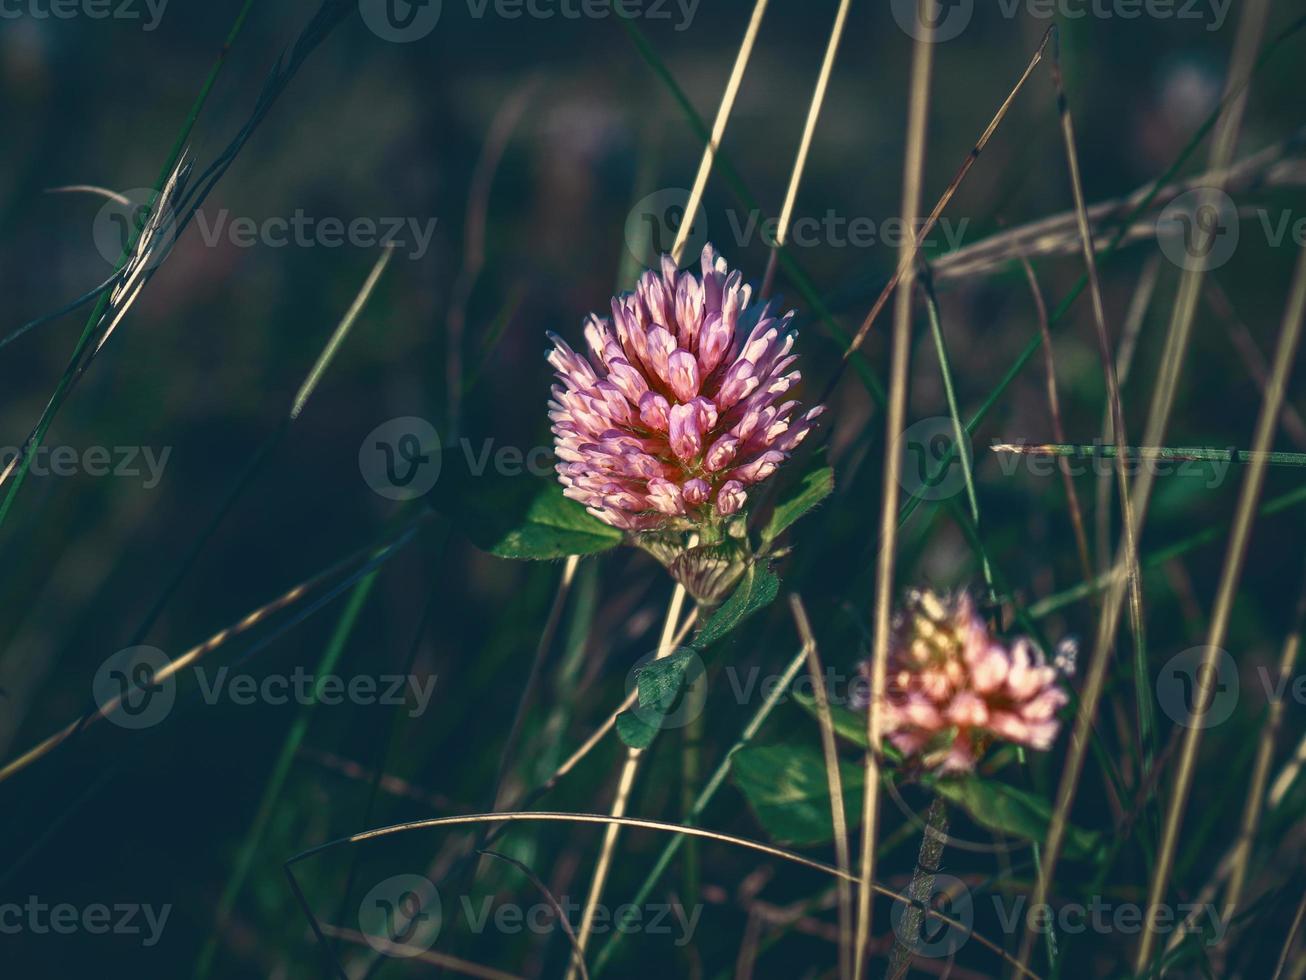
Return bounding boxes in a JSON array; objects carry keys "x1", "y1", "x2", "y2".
[{"x1": 1, "y1": 0, "x2": 1304, "y2": 976}]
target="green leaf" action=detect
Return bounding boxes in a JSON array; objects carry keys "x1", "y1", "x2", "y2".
[
  {"x1": 933, "y1": 776, "x2": 1101, "y2": 860},
  {"x1": 490, "y1": 483, "x2": 623, "y2": 559},
  {"x1": 693, "y1": 564, "x2": 779, "y2": 649},
  {"x1": 614, "y1": 648, "x2": 705, "y2": 748},
  {"x1": 793, "y1": 691, "x2": 869, "y2": 748},
  {"x1": 761, "y1": 467, "x2": 834, "y2": 545},
  {"x1": 426, "y1": 449, "x2": 622, "y2": 560},
  {"x1": 635, "y1": 647, "x2": 698, "y2": 709},
  {"x1": 615, "y1": 710, "x2": 659, "y2": 750},
  {"x1": 731, "y1": 743, "x2": 863, "y2": 847}
]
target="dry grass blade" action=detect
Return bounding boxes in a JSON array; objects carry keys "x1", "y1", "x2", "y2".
[
  {"x1": 670, "y1": 0, "x2": 769, "y2": 262},
  {"x1": 1271, "y1": 891, "x2": 1306, "y2": 980},
  {"x1": 320, "y1": 925, "x2": 523, "y2": 980},
  {"x1": 291, "y1": 246, "x2": 396, "y2": 419},
  {"x1": 1021, "y1": 259, "x2": 1093, "y2": 591},
  {"x1": 855, "y1": 12, "x2": 933, "y2": 978},
  {"x1": 567, "y1": 583, "x2": 688, "y2": 980},
  {"x1": 1136, "y1": 234, "x2": 1306, "y2": 974},
  {"x1": 477, "y1": 848, "x2": 591, "y2": 980},
  {"x1": 1207, "y1": 281, "x2": 1306, "y2": 449},
  {"x1": 1209, "y1": 561, "x2": 1306, "y2": 958},
  {"x1": 446, "y1": 79, "x2": 539, "y2": 438},
  {"x1": 759, "y1": 0, "x2": 851, "y2": 297},
  {"x1": 570, "y1": 4, "x2": 765, "y2": 969},
  {"x1": 285, "y1": 811, "x2": 1044, "y2": 980},
  {"x1": 931, "y1": 134, "x2": 1306, "y2": 283},
  {"x1": 789, "y1": 593, "x2": 852, "y2": 980},
  {"x1": 825, "y1": 25, "x2": 1052, "y2": 405},
  {"x1": 1047, "y1": 29, "x2": 1151, "y2": 784},
  {"x1": 0, "y1": 515, "x2": 428, "y2": 785},
  {"x1": 1017, "y1": 1, "x2": 1273, "y2": 970}
]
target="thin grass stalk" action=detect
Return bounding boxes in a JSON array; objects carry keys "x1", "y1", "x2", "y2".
[
  {"x1": 821, "y1": 26, "x2": 1051, "y2": 398},
  {"x1": 790, "y1": 594, "x2": 852, "y2": 980},
  {"x1": 287, "y1": 810, "x2": 1042, "y2": 979},
  {"x1": 1029, "y1": 482, "x2": 1306, "y2": 620},
  {"x1": 192, "y1": 567, "x2": 381, "y2": 980},
  {"x1": 886, "y1": 796, "x2": 948, "y2": 980},
  {"x1": 1046, "y1": 33, "x2": 1152, "y2": 788},
  {"x1": 1020, "y1": 259, "x2": 1093, "y2": 589},
  {"x1": 320, "y1": 925, "x2": 522, "y2": 980},
  {"x1": 590, "y1": 644, "x2": 808, "y2": 976},
  {"x1": 566, "y1": 583, "x2": 688, "y2": 980},
  {"x1": 1016, "y1": 3, "x2": 1272, "y2": 970},
  {"x1": 569, "y1": 7, "x2": 766, "y2": 968},
  {"x1": 0, "y1": 0, "x2": 264, "y2": 537},
  {"x1": 855, "y1": 13, "x2": 933, "y2": 977},
  {"x1": 1097, "y1": 255, "x2": 1156, "y2": 579},
  {"x1": 1271, "y1": 891, "x2": 1306, "y2": 980},
  {"x1": 445, "y1": 80, "x2": 538, "y2": 439},
  {"x1": 291, "y1": 248, "x2": 396, "y2": 419},
  {"x1": 0, "y1": 513, "x2": 428, "y2": 784},
  {"x1": 930, "y1": 135, "x2": 1306, "y2": 284},
  {"x1": 1205, "y1": 563, "x2": 1306, "y2": 962},
  {"x1": 1209, "y1": 281, "x2": 1306, "y2": 448},
  {"x1": 900, "y1": 16, "x2": 1306, "y2": 553},
  {"x1": 919, "y1": 270, "x2": 992, "y2": 598},
  {"x1": 668, "y1": 0, "x2": 769, "y2": 261},
  {"x1": 1136, "y1": 236, "x2": 1306, "y2": 974},
  {"x1": 759, "y1": 0, "x2": 851, "y2": 297}
]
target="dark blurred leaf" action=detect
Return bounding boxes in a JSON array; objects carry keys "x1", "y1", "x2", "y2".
[
  {"x1": 427, "y1": 449, "x2": 621, "y2": 559},
  {"x1": 933, "y1": 776, "x2": 1101, "y2": 860},
  {"x1": 731, "y1": 743, "x2": 863, "y2": 847},
  {"x1": 761, "y1": 467, "x2": 834, "y2": 545},
  {"x1": 693, "y1": 564, "x2": 779, "y2": 649}
]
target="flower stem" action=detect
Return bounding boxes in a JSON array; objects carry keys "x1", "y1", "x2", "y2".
[{"x1": 566, "y1": 582, "x2": 688, "y2": 980}]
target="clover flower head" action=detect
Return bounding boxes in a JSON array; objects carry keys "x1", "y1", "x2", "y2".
[
  {"x1": 547, "y1": 244, "x2": 824, "y2": 536},
  {"x1": 854, "y1": 589, "x2": 1070, "y2": 774}
]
